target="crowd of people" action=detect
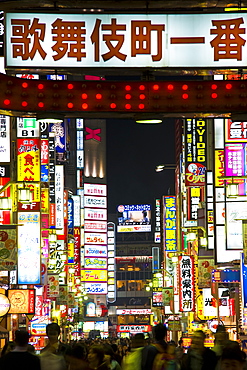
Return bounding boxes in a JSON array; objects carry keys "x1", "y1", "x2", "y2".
[{"x1": 0, "y1": 322, "x2": 246, "y2": 370}]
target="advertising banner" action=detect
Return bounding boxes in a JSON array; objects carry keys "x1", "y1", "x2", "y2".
[
  {"x1": 179, "y1": 255, "x2": 195, "y2": 312},
  {"x1": 84, "y1": 257, "x2": 107, "y2": 269},
  {"x1": 187, "y1": 187, "x2": 203, "y2": 221},
  {"x1": 84, "y1": 245, "x2": 107, "y2": 258},
  {"x1": 84, "y1": 183, "x2": 107, "y2": 197},
  {"x1": 84, "y1": 232, "x2": 107, "y2": 245},
  {"x1": 8, "y1": 289, "x2": 35, "y2": 313},
  {"x1": 117, "y1": 204, "x2": 151, "y2": 233},
  {"x1": 85, "y1": 282, "x2": 108, "y2": 294},
  {"x1": 84, "y1": 208, "x2": 107, "y2": 221},
  {"x1": 214, "y1": 150, "x2": 225, "y2": 187},
  {"x1": 163, "y1": 196, "x2": 177, "y2": 251},
  {"x1": 0, "y1": 116, "x2": 10, "y2": 163},
  {"x1": 185, "y1": 119, "x2": 207, "y2": 187},
  {"x1": 81, "y1": 269, "x2": 107, "y2": 282},
  {"x1": 198, "y1": 258, "x2": 215, "y2": 287},
  {"x1": 30, "y1": 316, "x2": 50, "y2": 336},
  {"x1": 7, "y1": 13, "x2": 247, "y2": 69},
  {"x1": 17, "y1": 212, "x2": 41, "y2": 285},
  {"x1": 84, "y1": 196, "x2": 107, "y2": 208},
  {"x1": 47, "y1": 274, "x2": 60, "y2": 298},
  {"x1": 85, "y1": 220, "x2": 107, "y2": 232},
  {"x1": 225, "y1": 119, "x2": 247, "y2": 142},
  {"x1": 17, "y1": 138, "x2": 40, "y2": 182}
]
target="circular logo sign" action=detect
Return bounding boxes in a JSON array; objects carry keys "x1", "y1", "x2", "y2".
[
  {"x1": 0, "y1": 294, "x2": 10, "y2": 316},
  {"x1": 117, "y1": 205, "x2": 125, "y2": 213}
]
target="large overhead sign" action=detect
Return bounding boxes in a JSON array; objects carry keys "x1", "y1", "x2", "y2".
[{"x1": 6, "y1": 13, "x2": 247, "y2": 68}]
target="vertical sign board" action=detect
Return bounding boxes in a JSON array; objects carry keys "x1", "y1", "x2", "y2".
[
  {"x1": 49, "y1": 134, "x2": 56, "y2": 227},
  {"x1": 187, "y1": 187, "x2": 203, "y2": 221},
  {"x1": 84, "y1": 183, "x2": 107, "y2": 294},
  {"x1": 17, "y1": 138, "x2": 40, "y2": 181},
  {"x1": 184, "y1": 119, "x2": 207, "y2": 187},
  {"x1": 163, "y1": 196, "x2": 177, "y2": 252},
  {"x1": 74, "y1": 227, "x2": 81, "y2": 277},
  {"x1": 50, "y1": 120, "x2": 66, "y2": 154},
  {"x1": 154, "y1": 199, "x2": 161, "y2": 243},
  {"x1": 55, "y1": 165, "x2": 64, "y2": 230},
  {"x1": 17, "y1": 212, "x2": 41, "y2": 284},
  {"x1": 107, "y1": 222, "x2": 116, "y2": 303},
  {"x1": 0, "y1": 116, "x2": 10, "y2": 162},
  {"x1": 241, "y1": 253, "x2": 247, "y2": 309},
  {"x1": 179, "y1": 255, "x2": 195, "y2": 312}
]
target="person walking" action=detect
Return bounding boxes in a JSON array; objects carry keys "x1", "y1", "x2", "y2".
[
  {"x1": 0, "y1": 330, "x2": 41, "y2": 370},
  {"x1": 142, "y1": 323, "x2": 168, "y2": 370},
  {"x1": 122, "y1": 333, "x2": 145, "y2": 370},
  {"x1": 181, "y1": 330, "x2": 217, "y2": 370}
]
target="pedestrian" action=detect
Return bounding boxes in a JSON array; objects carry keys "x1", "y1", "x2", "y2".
[
  {"x1": 181, "y1": 330, "x2": 217, "y2": 370},
  {"x1": 40, "y1": 322, "x2": 71, "y2": 370},
  {"x1": 111, "y1": 343, "x2": 123, "y2": 365},
  {"x1": 122, "y1": 333, "x2": 145, "y2": 370},
  {"x1": 219, "y1": 342, "x2": 246, "y2": 370},
  {"x1": 88, "y1": 344, "x2": 110, "y2": 370},
  {"x1": 0, "y1": 330, "x2": 41, "y2": 370},
  {"x1": 67, "y1": 343, "x2": 90, "y2": 370},
  {"x1": 142, "y1": 323, "x2": 168, "y2": 370},
  {"x1": 103, "y1": 343, "x2": 122, "y2": 370}
]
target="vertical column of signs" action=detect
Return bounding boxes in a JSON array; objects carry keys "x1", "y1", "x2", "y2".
[
  {"x1": 107, "y1": 222, "x2": 116, "y2": 303},
  {"x1": 83, "y1": 183, "x2": 108, "y2": 295},
  {"x1": 76, "y1": 118, "x2": 84, "y2": 289},
  {"x1": 16, "y1": 117, "x2": 41, "y2": 285},
  {"x1": 0, "y1": 116, "x2": 17, "y2": 272}
]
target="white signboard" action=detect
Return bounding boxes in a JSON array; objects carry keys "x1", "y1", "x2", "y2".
[
  {"x1": 84, "y1": 245, "x2": 107, "y2": 257},
  {"x1": 6, "y1": 13, "x2": 247, "y2": 68},
  {"x1": 85, "y1": 232, "x2": 107, "y2": 245},
  {"x1": 84, "y1": 208, "x2": 107, "y2": 221},
  {"x1": 116, "y1": 309, "x2": 152, "y2": 315},
  {"x1": 0, "y1": 116, "x2": 10, "y2": 162},
  {"x1": 84, "y1": 183, "x2": 107, "y2": 197},
  {"x1": 85, "y1": 220, "x2": 107, "y2": 232},
  {"x1": 84, "y1": 196, "x2": 107, "y2": 209},
  {"x1": 17, "y1": 117, "x2": 39, "y2": 138},
  {"x1": 203, "y1": 288, "x2": 230, "y2": 317},
  {"x1": 72, "y1": 195, "x2": 81, "y2": 227},
  {"x1": 85, "y1": 282, "x2": 108, "y2": 295}
]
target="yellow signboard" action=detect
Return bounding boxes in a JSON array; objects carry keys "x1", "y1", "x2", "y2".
[{"x1": 81, "y1": 269, "x2": 107, "y2": 282}]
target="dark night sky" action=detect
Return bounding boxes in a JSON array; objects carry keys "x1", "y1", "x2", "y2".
[{"x1": 106, "y1": 118, "x2": 176, "y2": 214}]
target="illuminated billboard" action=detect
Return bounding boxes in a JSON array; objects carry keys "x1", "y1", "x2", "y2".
[
  {"x1": 8, "y1": 289, "x2": 35, "y2": 314},
  {"x1": 117, "y1": 204, "x2": 151, "y2": 233}
]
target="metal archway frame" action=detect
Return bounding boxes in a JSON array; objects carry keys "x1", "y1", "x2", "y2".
[{"x1": 0, "y1": 73, "x2": 246, "y2": 118}]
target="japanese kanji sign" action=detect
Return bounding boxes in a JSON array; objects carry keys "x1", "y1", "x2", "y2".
[
  {"x1": 6, "y1": 13, "x2": 247, "y2": 68},
  {"x1": 179, "y1": 255, "x2": 195, "y2": 312},
  {"x1": 163, "y1": 196, "x2": 177, "y2": 252},
  {"x1": 17, "y1": 138, "x2": 40, "y2": 182},
  {"x1": 185, "y1": 119, "x2": 207, "y2": 187}
]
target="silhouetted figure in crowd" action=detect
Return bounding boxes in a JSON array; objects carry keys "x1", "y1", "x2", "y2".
[
  {"x1": 40, "y1": 322, "x2": 71, "y2": 370},
  {"x1": 0, "y1": 330, "x2": 41, "y2": 370},
  {"x1": 142, "y1": 323, "x2": 167, "y2": 370},
  {"x1": 122, "y1": 333, "x2": 145, "y2": 370},
  {"x1": 88, "y1": 344, "x2": 110, "y2": 370},
  {"x1": 219, "y1": 342, "x2": 246, "y2": 370},
  {"x1": 68, "y1": 343, "x2": 90, "y2": 370},
  {"x1": 181, "y1": 330, "x2": 217, "y2": 370}
]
